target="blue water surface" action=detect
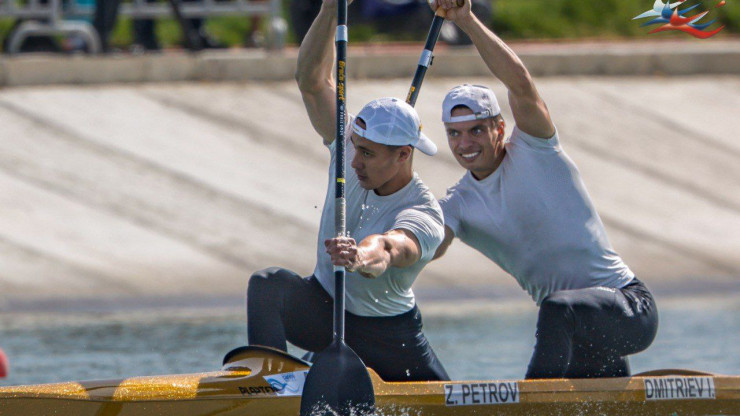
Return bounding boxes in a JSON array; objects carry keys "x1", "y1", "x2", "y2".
[{"x1": 0, "y1": 296, "x2": 737, "y2": 386}]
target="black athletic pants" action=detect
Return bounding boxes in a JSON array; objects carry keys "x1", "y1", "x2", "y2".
[
  {"x1": 247, "y1": 267, "x2": 450, "y2": 382},
  {"x1": 526, "y1": 278, "x2": 659, "y2": 379}
]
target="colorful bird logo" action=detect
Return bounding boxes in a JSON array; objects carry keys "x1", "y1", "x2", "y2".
[{"x1": 633, "y1": 0, "x2": 726, "y2": 39}]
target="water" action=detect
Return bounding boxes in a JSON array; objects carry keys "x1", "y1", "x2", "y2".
[{"x1": 0, "y1": 296, "x2": 737, "y2": 386}]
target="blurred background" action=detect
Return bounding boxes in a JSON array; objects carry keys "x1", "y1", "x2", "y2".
[{"x1": 0, "y1": 0, "x2": 738, "y2": 53}]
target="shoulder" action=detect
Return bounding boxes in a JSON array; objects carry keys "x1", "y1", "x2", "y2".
[
  {"x1": 406, "y1": 176, "x2": 443, "y2": 219},
  {"x1": 438, "y1": 175, "x2": 473, "y2": 230},
  {"x1": 390, "y1": 176, "x2": 441, "y2": 224},
  {"x1": 440, "y1": 174, "x2": 471, "y2": 206},
  {"x1": 436, "y1": 175, "x2": 471, "y2": 240},
  {"x1": 392, "y1": 187, "x2": 445, "y2": 260},
  {"x1": 406, "y1": 174, "x2": 439, "y2": 202},
  {"x1": 509, "y1": 125, "x2": 560, "y2": 151}
]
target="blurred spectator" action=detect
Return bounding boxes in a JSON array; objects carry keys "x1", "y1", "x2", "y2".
[
  {"x1": 93, "y1": 0, "x2": 121, "y2": 52},
  {"x1": 93, "y1": 0, "x2": 226, "y2": 53},
  {"x1": 243, "y1": 0, "x2": 267, "y2": 47},
  {"x1": 63, "y1": 0, "x2": 98, "y2": 52},
  {"x1": 132, "y1": 0, "x2": 226, "y2": 51},
  {"x1": 0, "y1": 346, "x2": 8, "y2": 378}
]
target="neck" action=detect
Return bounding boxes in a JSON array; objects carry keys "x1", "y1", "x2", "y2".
[
  {"x1": 375, "y1": 164, "x2": 413, "y2": 196},
  {"x1": 471, "y1": 148, "x2": 506, "y2": 181}
]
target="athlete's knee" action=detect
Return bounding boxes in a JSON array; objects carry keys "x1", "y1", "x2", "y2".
[
  {"x1": 247, "y1": 267, "x2": 290, "y2": 299},
  {"x1": 626, "y1": 312, "x2": 659, "y2": 355}
]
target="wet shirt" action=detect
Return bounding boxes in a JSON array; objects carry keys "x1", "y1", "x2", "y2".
[
  {"x1": 314, "y1": 128, "x2": 444, "y2": 317},
  {"x1": 440, "y1": 126, "x2": 634, "y2": 305}
]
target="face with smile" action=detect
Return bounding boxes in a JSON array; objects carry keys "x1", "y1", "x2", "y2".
[
  {"x1": 445, "y1": 106, "x2": 506, "y2": 180},
  {"x1": 350, "y1": 120, "x2": 413, "y2": 196}
]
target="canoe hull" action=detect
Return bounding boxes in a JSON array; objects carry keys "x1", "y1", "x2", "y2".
[{"x1": 1, "y1": 346, "x2": 738, "y2": 415}]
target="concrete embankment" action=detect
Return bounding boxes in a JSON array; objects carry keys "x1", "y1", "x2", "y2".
[
  {"x1": 0, "y1": 39, "x2": 739, "y2": 312},
  {"x1": 1, "y1": 39, "x2": 740, "y2": 86}
]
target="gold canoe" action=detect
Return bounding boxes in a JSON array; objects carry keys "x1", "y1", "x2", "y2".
[{"x1": 1, "y1": 346, "x2": 738, "y2": 415}]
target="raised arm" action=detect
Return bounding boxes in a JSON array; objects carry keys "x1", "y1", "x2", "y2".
[
  {"x1": 325, "y1": 229, "x2": 422, "y2": 278},
  {"x1": 434, "y1": 0, "x2": 555, "y2": 139},
  {"x1": 295, "y1": 0, "x2": 344, "y2": 145}
]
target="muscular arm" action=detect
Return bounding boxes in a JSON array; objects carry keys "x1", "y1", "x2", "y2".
[
  {"x1": 433, "y1": 225, "x2": 455, "y2": 260},
  {"x1": 325, "y1": 229, "x2": 422, "y2": 278},
  {"x1": 295, "y1": 0, "x2": 342, "y2": 145},
  {"x1": 434, "y1": 0, "x2": 555, "y2": 139}
]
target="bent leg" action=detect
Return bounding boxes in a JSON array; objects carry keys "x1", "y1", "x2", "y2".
[
  {"x1": 525, "y1": 292, "x2": 577, "y2": 379},
  {"x1": 565, "y1": 343, "x2": 630, "y2": 378},
  {"x1": 526, "y1": 280, "x2": 658, "y2": 379},
  {"x1": 247, "y1": 268, "x2": 333, "y2": 352},
  {"x1": 346, "y1": 306, "x2": 450, "y2": 382},
  {"x1": 282, "y1": 277, "x2": 334, "y2": 352}
]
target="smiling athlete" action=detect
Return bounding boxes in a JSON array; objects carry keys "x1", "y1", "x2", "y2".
[{"x1": 431, "y1": 0, "x2": 659, "y2": 378}]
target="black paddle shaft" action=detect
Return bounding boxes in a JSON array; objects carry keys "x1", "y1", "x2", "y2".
[
  {"x1": 407, "y1": 0, "x2": 466, "y2": 106},
  {"x1": 299, "y1": 1, "x2": 375, "y2": 414},
  {"x1": 406, "y1": 14, "x2": 444, "y2": 107},
  {"x1": 334, "y1": 0, "x2": 348, "y2": 342}
]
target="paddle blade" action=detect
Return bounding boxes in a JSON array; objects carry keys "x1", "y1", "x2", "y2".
[{"x1": 300, "y1": 340, "x2": 375, "y2": 416}]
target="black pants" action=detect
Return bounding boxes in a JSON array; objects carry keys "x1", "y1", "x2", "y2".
[
  {"x1": 133, "y1": 0, "x2": 206, "y2": 50},
  {"x1": 526, "y1": 278, "x2": 659, "y2": 379},
  {"x1": 93, "y1": 0, "x2": 121, "y2": 52},
  {"x1": 247, "y1": 267, "x2": 450, "y2": 382}
]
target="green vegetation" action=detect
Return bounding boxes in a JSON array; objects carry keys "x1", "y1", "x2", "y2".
[
  {"x1": 492, "y1": 0, "x2": 739, "y2": 39},
  {"x1": 1, "y1": 0, "x2": 738, "y2": 51}
]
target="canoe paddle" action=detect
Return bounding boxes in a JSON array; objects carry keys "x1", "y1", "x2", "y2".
[
  {"x1": 299, "y1": 0, "x2": 375, "y2": 415},
  {"x1": 406, "y1": 0, "x2": 463, "y2": 107},
  {"x1": 406, "y1": 12, "x2": 444, "y2": 106},
  {"x1": 300, "y1": 1, "x2": 468, "y2": 412}
]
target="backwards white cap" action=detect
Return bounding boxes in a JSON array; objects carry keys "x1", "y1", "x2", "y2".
[
  {"x1": 353, "y1": 97, "x2": 437, "y2": 156},
  {"x1": 442, "y1": 84, "x2": 501, "y2": 123}
]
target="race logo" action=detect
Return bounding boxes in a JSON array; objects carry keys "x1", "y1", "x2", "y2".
[
  {"x1": 633, "y1": 0, "x2": 726, "y2": 38},
  {"x1": 263, "y1": 370, "x2": 309, "y2": 397}
]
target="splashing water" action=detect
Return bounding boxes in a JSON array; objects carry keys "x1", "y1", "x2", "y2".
[{"x1": 306, "y1": 401, "x2": 375, "y2": 416}]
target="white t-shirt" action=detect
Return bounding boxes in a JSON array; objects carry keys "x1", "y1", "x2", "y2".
[
  {"x1": 314, "y1": 129, "x2": 445, "y2": 317},
  {"x1": 440, "y1": 126, "x2": 634, "y2": 305}
]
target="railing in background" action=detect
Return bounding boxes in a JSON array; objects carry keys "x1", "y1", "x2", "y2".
[{"x1": 0, "y1": 0, "x2": 287, "y2": 53}]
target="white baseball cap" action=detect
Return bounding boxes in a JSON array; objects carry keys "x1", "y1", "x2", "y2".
[
  {"x1": 442, "y1": 84, "x2": 501, "y2": 123},
  {"x1": 353, "y1": 97, "x2": 437, "y2": 156}
]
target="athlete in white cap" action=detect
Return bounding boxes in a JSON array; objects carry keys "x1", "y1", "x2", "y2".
[
  {"x1": 431, "y1": 0, "x2": 658, "y2": 379},
  {"x1": 246, "y1": 0, "x2": 449, "y2": 382}
]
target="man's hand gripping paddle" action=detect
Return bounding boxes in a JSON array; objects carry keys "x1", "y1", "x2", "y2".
[{"x1": 299, "y1": 0, "x2": 375, "y2": 415}]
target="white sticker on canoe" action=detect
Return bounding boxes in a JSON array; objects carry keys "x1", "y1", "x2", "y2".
[
  {"x1": 444, "y1": 381, "x2": 520, "y2": 406},
  {"x1": 644, "y1": 377, "x2": 715, "y2": 400},
  {"x1": 263, "y1": 370, "x2": 309, "y2": 397}
]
